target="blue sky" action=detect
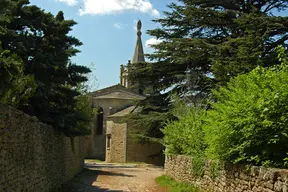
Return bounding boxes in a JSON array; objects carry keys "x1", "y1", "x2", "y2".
[{"x1": 29, "y1": 0, "x2": 173, "y2": 90}]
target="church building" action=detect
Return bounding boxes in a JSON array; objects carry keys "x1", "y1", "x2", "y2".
[{"x1": 85, "y1": 20, "x2": 164, "y2": 165}]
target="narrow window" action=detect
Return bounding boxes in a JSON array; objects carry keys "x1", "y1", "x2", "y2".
[
  {"x1": 70, "y1": 137, "x2": 75, "y2": 153},
  {"x1": 96, "y1": 107, "x2": 104, "y2": 135},
  {"x1": 107, "y1": 135, "x2": 111, "y2": 149}
]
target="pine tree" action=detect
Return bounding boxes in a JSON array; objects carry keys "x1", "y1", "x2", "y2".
[
  {"x1": 0, "y1": 0, "x2": 36, "y2": 106},
  {"x1": 0, "y1": 0, "x2": 92, "y2": 136}
]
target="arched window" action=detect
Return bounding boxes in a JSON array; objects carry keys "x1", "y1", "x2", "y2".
[{"x1": 96, "y1": 107, "x2": 104, "y2": 135}]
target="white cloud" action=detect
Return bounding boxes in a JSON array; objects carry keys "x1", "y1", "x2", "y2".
[
  {"x1": 113, "y1": 23, "x2": 127, "y2": 29},
  {"x1": 79, "y1": 0, "x2": 160, "y2": 17},
  {"x1": 151, "y1": 9, "x2": 160, "y2": 17},
  {"x1": 145, "y1": 38, "x2": 163, "y2": 48},
  {"x1": 133, "y1": 19, "x2": 138, "y2": 31},
  {"x1": 56, "y1": 0, "x2": 77, "y2": 6}
]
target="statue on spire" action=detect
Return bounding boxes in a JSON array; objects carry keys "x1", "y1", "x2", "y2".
[
  {"x1": 137, "y1": 20, "x2": 142, "y2": 31},
  {"x1": 137, "y1": 20, "x2": 142, "y2": 36},
  {"x1": 132, "y1": 19, "x2": 145, "y2": 64}
]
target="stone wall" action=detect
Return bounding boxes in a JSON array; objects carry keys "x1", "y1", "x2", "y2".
[
  {"x1": 106, "y1": 117, "x2": 127, "y2": 163},
  {"x1": 0, "y1": 103, "x2": 85, "y2": 192},
  {"x1": 105, "y1": 116, "x2": 164, "y2": 165},
  {"x1": 126, "y1": 133, "x2": 164, "y2": 166},
  {"x1": 165, "y1": 155, "x2": 288, "y2": 192}
]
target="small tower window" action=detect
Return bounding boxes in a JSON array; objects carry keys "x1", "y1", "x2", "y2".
[
  {"x1": 96, "y1": 107, "x2": 104, "y2": 135},
  {"x1": 107, "y1": 134, "x2": 111, "y2": 149}
]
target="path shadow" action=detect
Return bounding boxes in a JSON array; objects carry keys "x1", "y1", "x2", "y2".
[
  {"x1": 57, "y1": 167, "x2": 134, "y2": 192},
  {"x1": 85, "y1": 163, "x2": 141, "y2": 169},
  {"x1": 94, "y1": 169, "x2": 134, "y2": 177}
]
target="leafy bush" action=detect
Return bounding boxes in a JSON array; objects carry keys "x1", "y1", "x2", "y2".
[
  {"x1": 204, "y1": 51, "x2": 288, "y2": 168},
  {"x1": 162, "y1": 101, "x2": 206, "y2": 156}
]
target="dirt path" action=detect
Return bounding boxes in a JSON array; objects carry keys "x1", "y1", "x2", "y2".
[{"x1": 61, "y1": 162, "x2": 167, "y2": 192}]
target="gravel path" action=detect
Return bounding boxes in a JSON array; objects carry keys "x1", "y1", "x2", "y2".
[{"x1": 61, "y1": 163, "x2": 167, "y2": 192}]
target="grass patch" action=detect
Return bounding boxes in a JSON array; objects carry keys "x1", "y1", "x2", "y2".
[
  {"x1": 156, "y1": 175, "x2": 201, "y2": 192},
  {"x1": 191, "y1": 156, "x2": 205, "y2": 178}
]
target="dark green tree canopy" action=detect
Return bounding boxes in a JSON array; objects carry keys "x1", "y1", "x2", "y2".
[
  {"x1": 144, "y1": 0, "x2": 288, "y2": 89},
  {"x1": 127, "y1": 0, "x2": 288, "y2": 141},
  {"x1": 0, "y1": 0, "x2": 92, "y2": 136}
]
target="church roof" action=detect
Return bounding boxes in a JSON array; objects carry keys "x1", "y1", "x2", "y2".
[
  {"x1": 132, "y1": 20, "x2": 145, "y2": 64},
  {"x1": 108, "y1": 105, "x2": 143, "y2": 118},
  {"x1": 90, "y1": 84, "x2": 145, "y2": 100},
  {"x1": 108, "y1": 106, "x2": 136, "y2": 117}
]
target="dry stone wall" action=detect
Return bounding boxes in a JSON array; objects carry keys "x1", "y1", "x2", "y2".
[
  {"x1": 0, "y1": 103, "x2": 85, "y2": 192},
  {"x1": 165, "y1": 155, "x2": 288, "y2": 192}
]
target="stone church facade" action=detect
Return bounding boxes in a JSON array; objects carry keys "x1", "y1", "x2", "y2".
[{"x1": 85, "y1": 20, "x2": 164, "y2": 165}]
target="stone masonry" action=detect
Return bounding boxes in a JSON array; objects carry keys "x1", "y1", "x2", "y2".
[
  {"x1": 106, "y1": 117, "x2": 128, "y2": 163},
  {"x1": 165, "y1": 155, "x2": 288, "y2": 192},
  {"x1": 105, "y1": 113, "x2": 165, "y2": 166},
  {"x1": 0, "y1": 103, "x2": 85, "y2": 192}
]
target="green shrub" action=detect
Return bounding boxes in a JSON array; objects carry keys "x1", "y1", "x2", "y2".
[
  {"x1": 191, "y1": 156, "x2": 205, "y2": 177},
  {"x1": 204, "y1": 53, "x2": 288, "y2": 168},
  {"x1": 162, "y1": 106, "x2": 206, "y2": 156},
  {"x1": 209, "y1": 160, "x2": 222, "y2": 179}
]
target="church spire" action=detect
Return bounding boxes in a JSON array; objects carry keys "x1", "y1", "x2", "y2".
[{"x1": 132, "y1": 20, "x2": 145, "y2": 63}]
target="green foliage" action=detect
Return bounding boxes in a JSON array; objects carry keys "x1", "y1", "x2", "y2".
[
  {"x1": 126, "y1": 93, "x2": 177, "y2": 143},
  {"x1": 212, "y1": 11, "x2": 283, "y2": 85},
  {"x1": 0, "y1": 44, "x2": 36, "y2": 106},
  {"x1": 204, "y1": 51, "x2": 288, "y2": 168},
  {"x1": 0, "y1": 0, "x2": 92, "y2": 136},
  {"x1": 209, "y1": 160, "x2": 221, "y2": 179},
  {"x1": 130, "y1": 0, "x2": 288, "y2": 96},
  {"x1": 162, "y1": 99, "x2": 206, "y2": 156},
  {"x1": 128, "y1": 0, "x2": 288, "y2": 142},
  {"x1": 156, "y1": 175, "x2": 200, "y2": 192},
  {"x1": 127, "y1": 110, "x2": 174, "y2": 144},
  {"x1": 191, "y1": 156, "x2": 205, "y2": 178},
  {"x1": 68, "y1": 94, "x2": 96, "y2": 136}
]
